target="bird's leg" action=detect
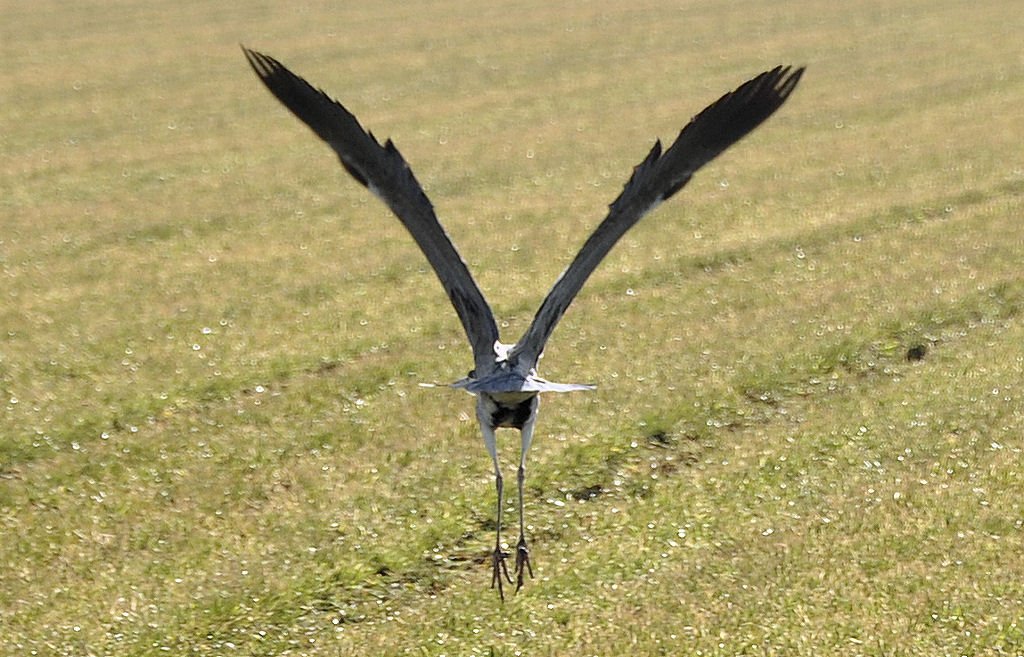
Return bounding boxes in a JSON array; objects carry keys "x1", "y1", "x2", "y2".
[
  {"x1": 514, "y1": 463, "x2": 533, "y2": 591},
  {"x1": 479, "y1": 410, "x2": 511, "y2": 600},
  {"x1": 515, "y1": 401, "x2": 538, "y2": 593},
  {"x1": 491, "y1": 464, "x2": 512, "y2": 598}
]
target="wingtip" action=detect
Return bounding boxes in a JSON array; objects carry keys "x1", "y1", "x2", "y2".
[
  {"x1": 742, "y1": 64, "x2": 804, "y2": 106},
  {"x1": 782, "y1": 64, "x2": 806, "y2": 81},
  {"x1": 241, "y1": 45, "x2": 267, "y2": 76},
  {"x1": 241, "y1": 46, "x2": 286, "y2": 81},
  {"x1": 773, "y1": 64, "x2": 806, "y2": 87},
  {"x1": 774, "y1": 65, "x2": 805, "y2": 100}
]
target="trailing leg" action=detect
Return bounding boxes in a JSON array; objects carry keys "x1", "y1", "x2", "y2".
[
  {"x1": 479, "y1": 401, "x2": 512, "y2": 600},
  {"x1": 514, "y1": 404, "x2": 538, "y2": 592}
]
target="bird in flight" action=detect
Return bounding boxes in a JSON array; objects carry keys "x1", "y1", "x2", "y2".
[{"x1": 243, "y1": 47, "x2": 803, "y2": 600}]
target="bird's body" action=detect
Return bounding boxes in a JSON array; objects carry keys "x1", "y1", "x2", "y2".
[
  {"x1": 243, "y1": 47, "x2": 803, "y2": 599},
  {"x1": 481, "y1": 393, "x2": 537, "y2": 430}
]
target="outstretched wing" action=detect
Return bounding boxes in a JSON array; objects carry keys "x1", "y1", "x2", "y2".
[
  {"x1": 243, "y1": 47, "x2": 500, "y2": 372},
  {"x1": 508, "y1": 65, "x2": 804, "y2": 371}
]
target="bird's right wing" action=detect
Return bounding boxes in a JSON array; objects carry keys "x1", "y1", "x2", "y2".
[
  {"x1": 509, "y1": 66, "x2": 804, "y2": 371},
  {"x1": 243, "y1": 48, "x2": 500, "y2": 372}
]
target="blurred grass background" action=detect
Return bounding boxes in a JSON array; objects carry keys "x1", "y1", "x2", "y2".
[{"x1": 2, "y1": 0, "x2": 1023, "y2": 654}]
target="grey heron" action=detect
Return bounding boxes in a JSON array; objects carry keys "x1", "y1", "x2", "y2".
[{"x1": 243, "y1": 47, "x2": 803, "y2": 599}]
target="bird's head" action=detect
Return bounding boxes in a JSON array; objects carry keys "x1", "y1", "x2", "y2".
[{"x1": 493, "y1": 341, "x2": 514, "y2": 363}]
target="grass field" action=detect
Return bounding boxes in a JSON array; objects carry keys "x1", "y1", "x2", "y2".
[{"x1": 2, "y1": 0, "x2": 1023, "y2": 654}]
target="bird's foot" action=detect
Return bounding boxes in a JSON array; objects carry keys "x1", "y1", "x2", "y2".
[
  {"x1": 491, "y1": 545, "x2": 513, "y2": 601},
  {"x1": 514, "y1": 535, "x2": 534, "y2": 593}
]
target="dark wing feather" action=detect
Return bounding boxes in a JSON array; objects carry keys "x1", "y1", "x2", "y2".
[
  {"x1": 243, "y1": 47, "x2": 500, "y2": 372},
  {"x1": 508, "y1": 66, "x2": 804, "y2": 370}
]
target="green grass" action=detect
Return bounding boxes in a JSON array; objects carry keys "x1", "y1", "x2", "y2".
[{"x1": 2, "y1": 0, "x2": 1023, "y2": 654}]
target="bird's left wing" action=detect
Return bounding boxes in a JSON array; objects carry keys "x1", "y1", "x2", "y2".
[
  {"x1": 243, "y1": 48, "x2": 500, "y2": 372},
  {"x1": 508, "y1": 65, "x2": 804, "y2": 371}
]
